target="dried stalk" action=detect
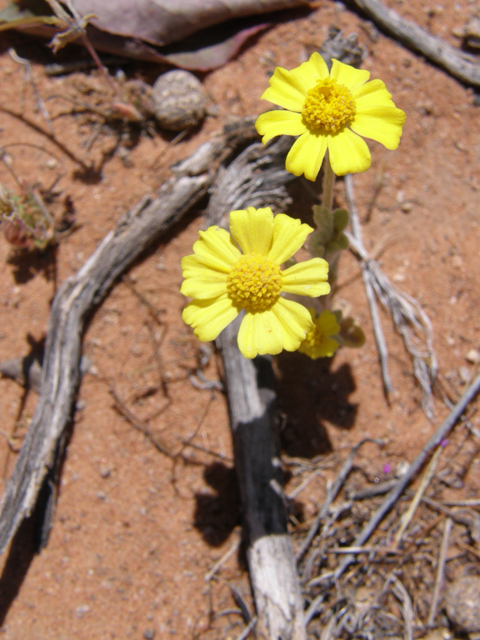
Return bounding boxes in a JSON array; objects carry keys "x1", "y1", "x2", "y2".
[{"x1": 345, "y1": 174, "x2": 437, "y2": 418}]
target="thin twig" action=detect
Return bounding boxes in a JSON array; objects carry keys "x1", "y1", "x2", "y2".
[
  {"x1": 427, "y1": 517, "x2": 452, "y2": 627},
  {"x1": 391, "y1": 575, "x2": 414, "y2": 640},
  {"x1": 345, "y1": 174, "x2": 393, "y2": 394},
  {"x1": 454, "y1": 538, "x2": 480, "y2": 561},
  {"x1": 304, "y1": 593, "x2": 325, "y2": 626},
  {"x1": 334, "y1": 373, "x2": 480, "y2": 580},
  {"x1": 9, "y1": 48, "x2": 54, "y2": 136},
  {"x1": 110, "y1": 386, "x2": 173, "y2": 458},
  {"x1": 205, "y1": 536, "x2": 242, "y2": 582},
  {"x1": 235, "y1": 616, "x2": 257, "y2": 640}
]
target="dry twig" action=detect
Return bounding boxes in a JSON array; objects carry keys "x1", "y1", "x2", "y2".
[{"x1": 349, "y1": 0, "x2": 480, "y2": 87}]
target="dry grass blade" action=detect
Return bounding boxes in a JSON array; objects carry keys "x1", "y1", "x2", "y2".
[
  {"x1": 391, "y1": 575, "x2": 414, "y2": 640},
  {"x1": 427, "y1": 516, "x2": 452, "y2": 627},
  {"x1": 394, "y1": 445, "x2": 443, "y2": 546}
]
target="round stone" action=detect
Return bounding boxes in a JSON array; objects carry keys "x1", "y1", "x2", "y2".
[
  {"x1": 445, "y1": 575, "x2": 480, "y2": 632},
  {"x1": 152, "y1": 70, "x2": 207, "y2": 131}
]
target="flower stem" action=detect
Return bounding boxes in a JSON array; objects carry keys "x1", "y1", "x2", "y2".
[{"x1": 321, "y1": 151, "x2": 336, "y2": 212}]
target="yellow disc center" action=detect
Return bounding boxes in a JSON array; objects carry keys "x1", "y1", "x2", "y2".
[
  {"x1": 227, "y1": 253, "x2": 282, "y2": 312},
  {"x1": 302, "y1": 78, "x2": 356, "y2": 133}
]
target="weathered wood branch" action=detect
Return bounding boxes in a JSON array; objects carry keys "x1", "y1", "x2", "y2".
[
  {"x1": 219, "y1": 321, "x2": 306, "y2": 640},
  {"x1": 349, "y1": 0, "x2": 480, "y2": 86},
  {"x1": 0, "y1": 174, "x2": 210, "y2": 554},
  {"x1": 206, "y1": 140, "x2": 307, "y2": 639}
]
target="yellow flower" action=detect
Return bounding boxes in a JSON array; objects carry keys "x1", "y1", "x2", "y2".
[
  {"x1": 181, "y1": 207, "x2": 330, "y2": 359},
  {"x1": 298, "y1": 309, "x2": 340, "y2": 359},
  {"x1": 255, "y1": 53, "x2": 406, "y2": 180}
]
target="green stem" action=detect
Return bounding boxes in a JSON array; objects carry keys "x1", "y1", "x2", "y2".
[{"x1": 321, "y1": 151, "x2": 336, "y2": 212}]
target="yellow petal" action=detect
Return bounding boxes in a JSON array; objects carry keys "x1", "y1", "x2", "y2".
[
  {"x1": 307, "y1": 52, "x2": 330, "y2": 79},
  {"x1": 261, "y1": 67, "x2": 307, "y2": 112},
  {"x1": 237, "y1": 310, "x2": 284, "y2": 358},
  {"x1": 285, "y1": 130, "x2": 327, "y2": 182},
  {"x1": 181, "y1": 256, "x2": 227, "y2": 300},
  {"x1": 271, "y1": 298, "x2": 314, "y2": 351},
  {"x1": 282, "y1": 258, "x2": 330, "y2": 297},
  {"x1": 288, "y1": 52, "x2": 329, "y2": 88},
  {"x1": 327, "y1": 128, "x2": 371, "y2": 175},
  {"x1": 192, "y1": 226, "x2": 241, "y2": 271},
  {"x1": 267, "y1": 213, "x2": 313, "y2": 265},
  {"x1": 317, "y1": 310, "x2": 340, "y2": 336},
  {"x1": 318, "y1": 336, "x2": 339, "y2": 357},
  {"x1": 182, "y1": 296, "x2": 238, "y2": 342},
  {"x1": 255, "y1": 110, "x2": 307, "y2": 144},
  {"x1": 353, "y1": 79, "x2": 395, "y2": 109},
  {"x1": 229, "y1": 206, "x2": 274, "y2": 255},
  {"x1": 351, "y1": 106, "x2": 406, "y2": 150},
  {"x1": 330, "y1": 59, "x2": 370, "y2": 92}
]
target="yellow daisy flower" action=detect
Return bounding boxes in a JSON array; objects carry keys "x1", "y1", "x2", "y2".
[
  {"x1": 298, "y1": 309, "x2": 340, "y2": 359},
  {"x1": 181, "y1": 207, "x2": 330, "y2": 359},
  {"x1": 255, "y1": 53, "x2": 406, "y2": 180}
]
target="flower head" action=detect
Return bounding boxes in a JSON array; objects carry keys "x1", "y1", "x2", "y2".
[
  {"x1": 298, "y1": 309, "x2": 340, "y2": 359},
  {"x1": 181, "y1": 207, "x2": 330, "y2": 359},
  {"x1": 255, "y1": 53, "x2": 406, "y2": 180}
]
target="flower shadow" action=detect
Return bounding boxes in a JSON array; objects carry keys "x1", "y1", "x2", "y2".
[
  {"x1": 193, "y1": 462, "x2": 241, "y2": 547},
  {"x1": 275, "y1": 352, "x2": 357, "y2": 459}
]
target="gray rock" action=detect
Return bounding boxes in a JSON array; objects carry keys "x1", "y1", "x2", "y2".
[
  {"x1": 445, "y1": 575, "x2": 480, "y2": 632},
  {"x1": 152, "y1": 70, "x2": 207, "y2": 132}
]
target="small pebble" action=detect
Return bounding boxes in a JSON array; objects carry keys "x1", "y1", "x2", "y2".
[
  {"x1": 75, "y1": 604, "x2": 90, "y2": 618},
  {"x1": 143, "y1": 629, "x2": 155, "y2": 640},
  {"x1": 152, "y1": 70, "x2": 207, "y2": 131},
  {"x1": 466, "y1": 349, "x2": 480, "y2": 364},
  {"x1": 98, "y1": 464, "x2": 112, "y2": 479},
  {"x1": 445, "y1": 575, "x2": 480, "y2": 632}
]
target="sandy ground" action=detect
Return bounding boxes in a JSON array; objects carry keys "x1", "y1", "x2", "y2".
[{"x1": 0, "y1": 0, "x2": 479, "y2": 638}]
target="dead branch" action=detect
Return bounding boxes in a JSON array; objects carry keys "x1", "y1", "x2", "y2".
[
  {"x1": 349, "y1": 0, "x2": 480, "y2": 87},
  {"x1": 0, "y1": 172, "x2": 210, "y2": 554},
  {"x1": 207, "y1": 138, "x2": 307, "y2": 639}
]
